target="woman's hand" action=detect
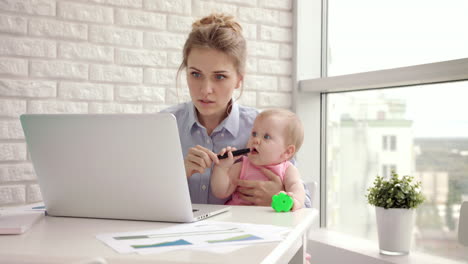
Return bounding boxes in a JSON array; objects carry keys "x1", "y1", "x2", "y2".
[
  {"x1": 236, "y1": 168, "x2": 284, "y2": 206},
  {"x1": 184, "y1": 145, "x2": 219, "y2": 178}
]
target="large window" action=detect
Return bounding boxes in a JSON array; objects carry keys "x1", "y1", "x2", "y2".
[
  {"x1": 296, "y1": 0, "x2": 468, "y2": 261},
  {"x1": 326, "y1": 82, "x2": 468, "y2": 261}
]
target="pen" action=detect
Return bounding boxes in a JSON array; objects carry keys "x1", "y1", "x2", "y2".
[{"x1": 217, "y1": 148, "x2": 250, "y2": 159}]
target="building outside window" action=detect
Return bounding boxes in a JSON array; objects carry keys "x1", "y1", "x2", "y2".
[{"x1": 382, "y1": 164, "x2": 397, "y2": 178}]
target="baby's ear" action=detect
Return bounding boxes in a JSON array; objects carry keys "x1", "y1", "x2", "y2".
[{"x1": 283, "y1": 145, "x2": 296, "y2": 160}]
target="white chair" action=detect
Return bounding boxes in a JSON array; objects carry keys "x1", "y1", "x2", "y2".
[
  {"x1": 459, "y1": 201, "x2": 468, "y2": 246},
  {"x1": 306, "y1": 181, "x2": 318, "y2": 209}
]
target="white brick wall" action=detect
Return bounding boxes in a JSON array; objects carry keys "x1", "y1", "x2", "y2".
[
  {"x1": 0, "y1": 164, "x2": 35, "y2": 181},
  {"x1": 59, "y1": 42, "x2": 113, "y2": 62},
  {"x1": 58, "y1": 2, "x2": 114, "y2": 23},
  {"x1": 0, "y1": 58, "x2": 28, "y2": 76},
  {"x1": 31, "y1": 60, "x2": 88, "y2": 79},
  {"x1": 0, "y1": 37, "x2": 57, "y2": 58},
  {"x1": 0, "y1": 14, "x2": 28, "y2": 34},
  {"x1": 29, "y1": 19, "x2": 88, "y2": 40},
  {"x1": 0, "y1": 0, "x2": 294, "y2": 206},
  {"x1": 115, "y1": 9, "x2": 166, "y2": 29},
  {"x1": 89, "y1": 25, "x2": 143, "y2": 47}
]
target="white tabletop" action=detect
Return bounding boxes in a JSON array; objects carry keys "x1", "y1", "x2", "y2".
[{"x1": 0, "y1": 206, "x2": 318, "y2": 264}]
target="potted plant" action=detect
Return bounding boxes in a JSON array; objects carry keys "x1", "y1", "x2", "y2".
[{"x1": 366, "y1": 171, "x2": 425, "y2": 255}]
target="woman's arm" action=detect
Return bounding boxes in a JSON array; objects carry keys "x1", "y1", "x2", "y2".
[
  {"x1": 236, "y1": 167, "x2": 284, "y2": 206},
  {"x1": 236, "y1": 167, "x2": 312, "y2": 207}
]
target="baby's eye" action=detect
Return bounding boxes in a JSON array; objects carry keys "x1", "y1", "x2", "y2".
[
  {"x1": 215, "y1": 74, "x2": 226, "y2": 80},
  {"x1": 263, "y1": 134, "x2": 271, "y2": 140},
  {"x1": 251, "y1": 131, "x2": 257, "y2": 137},
  {"x1": 191, "y1": 72, "x2": 201, "y2": 78}
]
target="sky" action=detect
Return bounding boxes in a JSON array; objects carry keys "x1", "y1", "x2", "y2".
[{"x1": 327, "y1": 0, "x2": 468, "y2": 138}]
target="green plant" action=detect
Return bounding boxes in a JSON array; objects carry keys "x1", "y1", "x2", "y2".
[{"x1": 366, "y1": 171, "x2": 425, "y2": 209}]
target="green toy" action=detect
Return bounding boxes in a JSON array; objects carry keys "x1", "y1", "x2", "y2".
[{"x1": 271, "y1": 192, "x2": 293, "y2": 212}]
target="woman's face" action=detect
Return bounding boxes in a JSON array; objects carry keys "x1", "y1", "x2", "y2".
[{"x1": 186, "y1": 48, "x2": 242, "y2": 122}]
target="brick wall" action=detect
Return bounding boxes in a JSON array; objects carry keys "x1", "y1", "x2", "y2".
[{"x1": 0, "y1": 0, "x2": 294, "y2": 206}]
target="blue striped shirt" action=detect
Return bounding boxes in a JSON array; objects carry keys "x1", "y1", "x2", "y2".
[{"x1": 162, "y1": 101, "x2": 311, "y2": 207}]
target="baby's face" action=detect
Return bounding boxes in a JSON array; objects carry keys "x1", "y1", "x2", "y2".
[{"x1": 247, "y1": 115, "x2": 290, "y2": 166}]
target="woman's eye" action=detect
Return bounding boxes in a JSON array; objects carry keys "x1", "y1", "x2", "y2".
[
  {"x1": 191, "y1": 72, "x2": 201, "y2": 78},
  {"x1": 215, "y1": 74, "x2": 226, "y2": 80},
  {"x1": 251, "y1": 132, "x2": 257, "y2": 137},
  {"x1": 263, "y1": 134, "x2": 271, "y2": 140}
]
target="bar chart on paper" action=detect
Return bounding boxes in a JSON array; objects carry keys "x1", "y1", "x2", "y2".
[
  {"x1": 96, "y1": 221, "x2": 290, "y2": 255},
  {"x1": 207, "y1": 234, "x2": 262, "y2": 243}
]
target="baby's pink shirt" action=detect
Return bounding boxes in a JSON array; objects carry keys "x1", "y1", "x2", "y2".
[{"x1": 227, "y1": 156, "x2": 291, "y2": 205}]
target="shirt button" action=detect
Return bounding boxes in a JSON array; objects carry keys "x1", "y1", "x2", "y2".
[
  {"x1": 197, "y1": 131, "x2": 201, "y2": 135},
  {"x1": 206, "y1": 139, "x2": 210, "y2": 144},
  {"x1": 221, "y1": 133, "x2": 224, "y2": 137},
  {"x1": 201, "y1": 185, "x2": 207, "y2": 191}
]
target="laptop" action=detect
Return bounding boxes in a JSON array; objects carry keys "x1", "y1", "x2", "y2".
[{"x1": 20, "y1": 113, "x2": 230, "y2": 223}]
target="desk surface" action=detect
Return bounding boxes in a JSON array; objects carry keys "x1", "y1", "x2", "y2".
[{"x1": 0, "y1": 206, "x2": 317, "y2": 264}]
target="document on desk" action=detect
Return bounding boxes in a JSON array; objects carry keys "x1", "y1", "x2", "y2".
[
  {"x1": 96, "y1": 221, "x2": 290, "y2": 255},
  {"x1": 0, "y1": 203, "x2": 45, "y2": 235}
]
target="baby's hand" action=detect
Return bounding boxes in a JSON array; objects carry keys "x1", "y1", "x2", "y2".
[{"x1": 216, "y1": 146, "x2": 237, "y2": 169}]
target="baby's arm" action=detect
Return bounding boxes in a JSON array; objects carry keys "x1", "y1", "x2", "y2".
[
  {"x1": 211, "y1": 149, "x2": 242, "y2": 199},
  {"x1": 283, "y1": 165, "x2": 306, "y2": 211}
]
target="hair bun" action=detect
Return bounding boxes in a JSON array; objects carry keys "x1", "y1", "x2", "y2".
[{"x1": 192, "y1": 13, "x2": 243, "y2": 33}]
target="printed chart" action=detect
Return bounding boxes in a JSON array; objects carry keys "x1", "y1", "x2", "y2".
[{"x1": 96, "y1": 221, "x2": 290, "y2": 255}]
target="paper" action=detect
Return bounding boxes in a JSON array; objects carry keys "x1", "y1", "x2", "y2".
[
  {"x1": 0, "y1": 202, "x2": 46, "y2": 213},
  {"x1": 0, "y1": 202, "x2": 46, "y2": 235},
  {"x1": 0, "y1": 211, "x2": 44, "y2": 234},
  {"x1": 96, "y1": 221, "x2": 290, "y2": 255}
]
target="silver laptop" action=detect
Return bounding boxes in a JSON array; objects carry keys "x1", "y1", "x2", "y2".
[{"x1": 20, "y1": 113, "x2": 230, "y2": 222}]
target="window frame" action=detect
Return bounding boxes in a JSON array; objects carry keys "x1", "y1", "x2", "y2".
[{"x1": 294, "y1": 0, "x2": 468, "y2": 228}]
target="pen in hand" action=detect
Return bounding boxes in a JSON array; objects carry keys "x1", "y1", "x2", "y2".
[{"x1": 217, "y1": 148, "x2": 250, "y2": 159}]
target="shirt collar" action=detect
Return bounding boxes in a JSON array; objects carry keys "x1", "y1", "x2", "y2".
[
  {"x1": 186, "y1": 101, "x2": 200, "y2": 134},
  {"x1": 186, "y1": 100, "x2": 240, "y2": 137},
  {"x1": 216, "y1": 101, "x2": 239, "y2": 137}
]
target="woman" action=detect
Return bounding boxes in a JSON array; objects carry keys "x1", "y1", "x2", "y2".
[{"x1": 162, "y1": 13, "x2": 311, "y2": 207}]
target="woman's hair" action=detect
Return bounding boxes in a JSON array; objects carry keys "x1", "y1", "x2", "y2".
[
  {"x1": 177, "y1": 13, "x2": 247, "y2": 93},
  {"x1": 257, "y1": 109, "x2": 304, "y2": 153}
]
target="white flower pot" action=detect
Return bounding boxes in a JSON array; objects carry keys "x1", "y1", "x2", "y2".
[{"x1": 375, "y1": 206, "x2": 414, "y2": 255}]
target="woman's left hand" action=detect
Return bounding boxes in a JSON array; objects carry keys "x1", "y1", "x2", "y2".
[{"x1": 236, "y1": 168, "x2": 284, "y2": 206}]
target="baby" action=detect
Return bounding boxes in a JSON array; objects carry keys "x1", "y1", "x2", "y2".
[{"x1": 211, "y1": 108, "x2": 305, "y2": 211}]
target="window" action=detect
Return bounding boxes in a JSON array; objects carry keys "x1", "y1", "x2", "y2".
[
  {"x1": 324, "y1": 82, "x2": 468, "y2": 261},
  {"x1": 327, "y1": 0, "x2": 468, "y2": 76},
  {"x1": 382, "y1": 135, "x2": 396, "y2": 151},
  {"x1": 390, "y1": 136, "x2": 396, "y2": 151},
  {"x1": 296, "y1": 0, "x2": 468, "y2": 261},
  {"x1": 300, "y1": 84, "x2": 468, "y2": 260}
]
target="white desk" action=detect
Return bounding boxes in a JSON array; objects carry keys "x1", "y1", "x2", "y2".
[{"x1": 0, "y1": 206, "x2": 317, "y2": 264}]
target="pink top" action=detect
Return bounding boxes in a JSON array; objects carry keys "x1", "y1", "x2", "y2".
[{"x1": 227, "y1": 156, "x2": 291, "y2": 205}]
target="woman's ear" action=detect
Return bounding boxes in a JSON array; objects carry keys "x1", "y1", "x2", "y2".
[
  {"x1": 282, "y1": 145, "x2": 296, "y2": 160},
  {"x1": 235, "y1": 74, "x2": 243, "y2": 89}
]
